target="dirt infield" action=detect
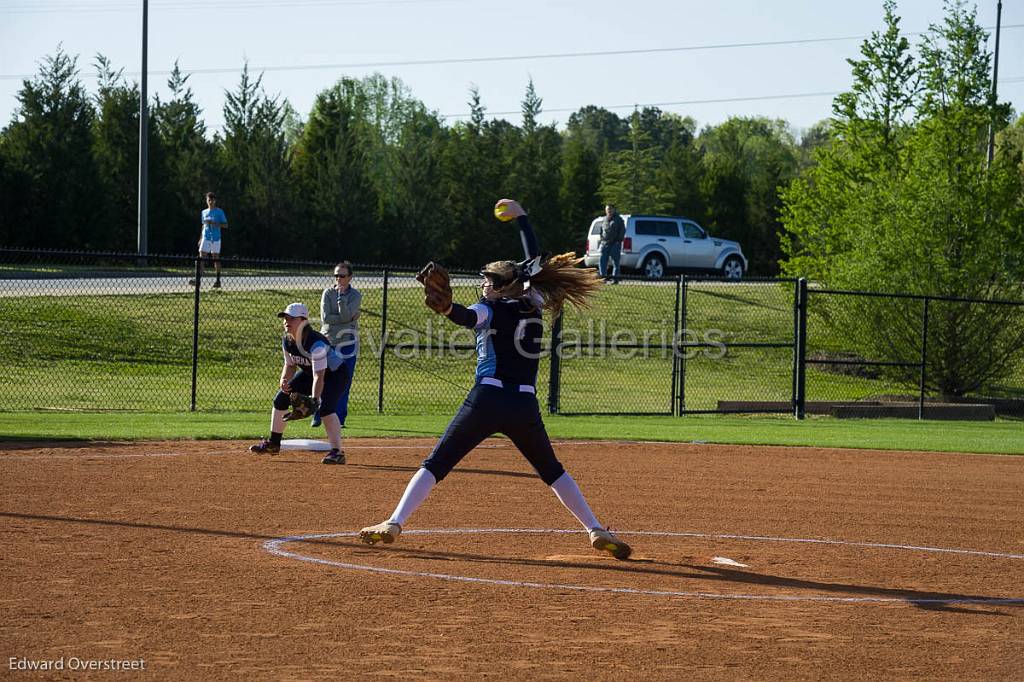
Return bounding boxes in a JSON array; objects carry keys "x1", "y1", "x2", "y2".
[{"x1": 2, "y1": 438, "x2": 1022, "y2": 680}]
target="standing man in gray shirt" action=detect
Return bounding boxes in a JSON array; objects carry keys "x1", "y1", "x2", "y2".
[
  {"x1": 599, "y1": 204, "x2": 625, "y2": 284},
  {"x1": 311, "y1": 261, "x2": 361, "y2": 446}
]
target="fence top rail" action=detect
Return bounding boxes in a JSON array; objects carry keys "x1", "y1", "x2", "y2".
[{"x1": 811, "y1": 287, "x2": 1024, "y2": 307}]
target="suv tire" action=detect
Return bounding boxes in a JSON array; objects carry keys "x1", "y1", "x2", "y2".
[
  {"x1": 721, "y1": 256, "x2": 744, "y2": 279},
  {"x1": 641, "y1": 254, "x2": 666, "y2": 279}
]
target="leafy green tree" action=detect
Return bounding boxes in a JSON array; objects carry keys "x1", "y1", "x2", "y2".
[
  {"x1": 781, "y1": 0, "x2": 919, "y2": 280},
  {"x1": 699, "y1": 117, "x2": 799, "y2": 273},
  {"x1": 656, "y1": 114, "x2": 705, "y2": 221},
  {"x1": 353, "y1": 75, "x2": 450, "y2": 263},
  {"x1": 797, "y1": 119, "x2": 833, "y2": 169},
  {"x1": 380, "y1": 106, "x2": 449, "y2": 264},
  {"x1": 293, "y1": 77, "x2": 380, "y2": 261},
  {"x1": 1, "y1": 47, "x2": 102, "y2": 248},
  {"x1": 780, "y1": 0, "x2": 1024, "y2": 399}
]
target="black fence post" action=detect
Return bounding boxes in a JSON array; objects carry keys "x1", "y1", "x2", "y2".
[
  {"x1": 677, "y1": 275, "x2": 688, "y2": 414},
  {"x1": 918, "y1": 297, "x2": 930, "y2": 420},
  {"x1": 190, "y1": 257, "x2": 201, "y2": 411},
  {"x1": 548, "y1": 311, "x2": 563, "y2": 414},
  {"x1": 377, "y1": 268, "x2": 389, "y2": 414},
  {"x1": 671, "y1": 274, "x2": 682, "y2": 416},
  {"x1": 794, "y1": 277, "x2": 808, "y2": 420}
]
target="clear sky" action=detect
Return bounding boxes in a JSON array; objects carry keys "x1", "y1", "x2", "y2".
[{"x1": 1, "y1": 0, "x2": 1021, "y2": 137}]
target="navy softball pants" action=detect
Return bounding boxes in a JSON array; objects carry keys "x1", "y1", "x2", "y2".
[
  {"x1": 422, "y1": 383, "x2": 566, "y2": 485},
  {"x1": 273, "y1": 368, "x2": 344, "y2": 419}
]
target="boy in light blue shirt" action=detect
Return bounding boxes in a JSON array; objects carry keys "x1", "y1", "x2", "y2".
[{"x1": 189, "y1": 192, "x2": 228, "y2": 288}]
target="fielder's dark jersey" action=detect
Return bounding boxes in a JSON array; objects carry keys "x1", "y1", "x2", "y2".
[
  {"x1": 449, "y1": 294, "x2": 544, "y2": 387},
  {"x1": 282, "y1": 328, "x2": 340, "y2": 374}
]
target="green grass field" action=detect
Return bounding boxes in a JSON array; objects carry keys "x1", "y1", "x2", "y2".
[{"x1": 0, "y1": 411, "x2": 1020, "y2": 455}]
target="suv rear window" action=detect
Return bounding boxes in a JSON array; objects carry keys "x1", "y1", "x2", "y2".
[
  {"x1": 635, "y1": 220, "x2": 679, "y2": 237},
  {"x1": 589, "y1": 222, "x2": 602, "y2": 236}
]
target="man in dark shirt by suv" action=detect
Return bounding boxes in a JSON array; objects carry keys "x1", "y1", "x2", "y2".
[{"x1": 599, "y1": 204, "x2": 625, "y2": 284}]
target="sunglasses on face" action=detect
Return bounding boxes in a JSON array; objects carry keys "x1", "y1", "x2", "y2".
[{"x1": 334, "y1": 273, "x2": 350, "y2": 279}]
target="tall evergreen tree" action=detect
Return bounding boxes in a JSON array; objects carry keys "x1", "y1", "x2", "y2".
[
  {"x1": 559, "y1": 129, "x2": 602, "y2": 253},
  {"x1": 218, "y1": 64, "x2": 296, "y2": 258},
  {"x1": 506, "y1": 79, "x2": 564, "y2": 252},
  {"x1": 1, "y1": 47, "x2": 102, "y2": 248},
  {"x1": 152, "y1": 62, "x2": 214, "y2": 254},
  {"x1": 441, "y1": 87, "x2": 507, "y2": 266},
  {"x1": 293, "y1": 77, "x2": 377, "y2": 261},
  {"x1": 599, "y1": 108, "x2": 671, "y2": 214},
  {"x1": 91, "y1": 54, "x2": 143, "y2": 250}
]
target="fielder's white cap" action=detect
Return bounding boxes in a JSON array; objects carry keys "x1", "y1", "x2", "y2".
[{"x1": 277, "y1": 302, "x2": 309, "y2": 319}]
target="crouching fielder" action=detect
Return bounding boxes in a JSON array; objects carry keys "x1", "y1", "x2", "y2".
[
  {"x1": 249, "y1": 302, "x2": 347, "y2": 465},
  {"x1": 359, "y1": 199, "x2": 632, "y2": 560}
]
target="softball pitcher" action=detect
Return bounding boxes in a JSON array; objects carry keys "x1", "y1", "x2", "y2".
[{"x1": 358, "y1": 199, "x2": 632, "y2": 560}]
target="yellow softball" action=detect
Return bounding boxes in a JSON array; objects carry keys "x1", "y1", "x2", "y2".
[{"x1": 494, "y1": 204, "x2": 516, "y2": 222}]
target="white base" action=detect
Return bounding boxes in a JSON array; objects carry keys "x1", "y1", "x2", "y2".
[{"x1": 279, "y1": 438, "x2": 333, "y2": 452}]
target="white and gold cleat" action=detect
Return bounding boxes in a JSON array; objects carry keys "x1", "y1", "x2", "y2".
[
  {"x1": 358, "y1": 521, "x2": 402, "y2": 545},
  {"x1": 589, "y1": 527, "x2": 632, "y2": 560}
]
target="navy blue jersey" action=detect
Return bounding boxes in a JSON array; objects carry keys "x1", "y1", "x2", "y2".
[
  {"x1": 451, "y1": 295, "x2": 544, "y2": 386},
  {"x1": 282, "y1": 328, "x2": 341, "y2": 374}
]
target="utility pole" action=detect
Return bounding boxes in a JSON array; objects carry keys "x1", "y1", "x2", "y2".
[
  {"x1": 986, "y1": 0, "x2": 1002, "y2": 169},
  {"x1": 137, "y1": 0, "x2": 149, "y2": 255}
]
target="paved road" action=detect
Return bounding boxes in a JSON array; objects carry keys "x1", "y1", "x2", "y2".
[
  {"x1": 0, "y1": 274, "x2": 768, "y2": 297},
  {"x1": 0, "y1": 275, "x2": 483, "y2": 297}
]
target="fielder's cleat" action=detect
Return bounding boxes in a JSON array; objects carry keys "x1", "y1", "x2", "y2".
[
  {"x1": 359, "y1": 521, "x2": 401, "y2": 545},
  {"x1": 248, "y1": 439, "x2": 280, "y2": 454},
  {"x1": 310, "y1": 413, "x2": 322, "y2": 428},
  {"x1": 589, "y1": 527, "x2": 632, "y2": 560},
  {"x1": 321, "y1": 449, "x2": 346, "y2": 465}
]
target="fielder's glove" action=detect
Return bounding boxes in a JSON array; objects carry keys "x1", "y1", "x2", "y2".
[
  {"x1": 415, "y1": 262, "x2": 453, "y2": 315},
  {"x1": 283, "y1": 392, "x2": 319, "y2": 421}
]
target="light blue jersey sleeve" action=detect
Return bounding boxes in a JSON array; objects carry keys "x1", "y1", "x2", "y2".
[
  {"x1": 466, "y1": 303, "x2": 492, "y2": 330},
  {"x1": 309, "y1": 340, "x2": 330, "y2": 373}
]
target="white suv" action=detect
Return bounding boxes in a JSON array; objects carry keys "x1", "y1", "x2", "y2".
[{"x1": 583, "y1": 214, "x2": 747, "y2": 279}]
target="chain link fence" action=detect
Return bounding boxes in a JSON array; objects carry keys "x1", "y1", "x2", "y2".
[
  {"x1": 804, "y1": 287, "x2": 1024, "y2": 418},
  {"x1": 2, "y1": 249, "x2": 1022, "y2": 418}
]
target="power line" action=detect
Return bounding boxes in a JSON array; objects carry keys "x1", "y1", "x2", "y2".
[
  {"x1": 439, "y1": 79, "x2": 1024, "y2": 119},
  {"x1": 2, "y1": 24, "x2": 1021, "y2": 81},
  {"x1": 0, "y1": 0, "x2": 455, "y2": 13}
]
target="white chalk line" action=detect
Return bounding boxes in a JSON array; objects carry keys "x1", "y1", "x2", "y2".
[{"x1": 262, "y1": 528, "x2": 1024, "y2": 605}]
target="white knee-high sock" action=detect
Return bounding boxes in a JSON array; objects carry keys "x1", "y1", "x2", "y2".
[
  {"x1": 550, "y1": 472, "x2": 602, "y2": 530},
  {"x1": 388, "y1": 468, "x2": 437, "y2": 526},
  {"x1": 321, "y1": 413, "x2": 342, "y2": 450}
]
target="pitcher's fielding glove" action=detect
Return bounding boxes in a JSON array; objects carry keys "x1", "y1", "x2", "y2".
[
  {"x1": 284, "y1": 392, "x2": 319, "y2": 421},
  {"x1": 415, "y1": 262, "x2": 453, "y2": 314}
]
